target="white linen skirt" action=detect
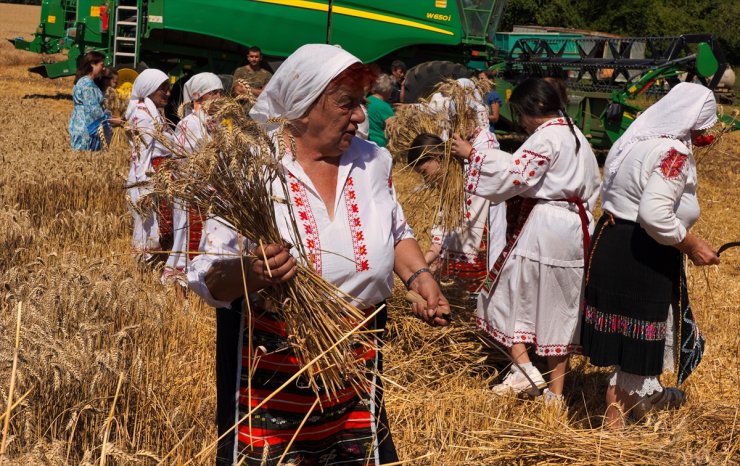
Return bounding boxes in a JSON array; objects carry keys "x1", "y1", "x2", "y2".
[{"x1": 476, "y1": 201, "x2": 588, "y2": 356}]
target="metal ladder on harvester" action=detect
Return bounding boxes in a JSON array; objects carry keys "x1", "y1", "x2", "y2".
[
  {"x1": 112, "y1": 1, "x2": 141, "y2": 67},
  {"x1": 62, "y1": 0, "x2": 79, "y2": 34}
]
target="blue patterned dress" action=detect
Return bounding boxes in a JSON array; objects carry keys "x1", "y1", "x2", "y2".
[{"x1": 68, "y1": 76, "x2": 106, "y2": 150}]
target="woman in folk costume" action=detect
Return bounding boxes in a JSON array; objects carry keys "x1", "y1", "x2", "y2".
[
  {"x1": 451, "y1": 77, "x2": 601, "y2": 401},
  {"x1": 415, "y1": 78, "x2": 507, "y2": 298},
  {"x1": 410, "y1": 130, "x2": 507, "y2": 297},
  {"x1": 580, "y1": 83, "x2": 719, "y2": 428},
  {"x1": 187, "y1": 44, "x2": 450, "y2": 465},
  {"x1": 125, "y1": 69, "x2": 176, "y2": 261},
  {"x1": 161, "y1": 73, "x2": 223, "y2": 286}
]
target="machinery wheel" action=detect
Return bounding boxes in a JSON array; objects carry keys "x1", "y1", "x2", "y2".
[{"x1": 403, "y1": 60, "x2": 470, "y2": 103}]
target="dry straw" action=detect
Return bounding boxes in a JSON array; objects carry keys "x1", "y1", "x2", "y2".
[
  {"x1": 103, "y1": 85, "x2": 129, "y2": 150},
  {"x1": 142, "y1": 96, "x2": 376, "y2": 397},
  {"x1": 0, "y1": 25, "x2": 738, "y2": 462},
  {"x1": 386, "y1": 79, "x2": 486, "y2": 233},
  {"x1": 0, "y1": 302, "x2": 22, "y2": 458}
]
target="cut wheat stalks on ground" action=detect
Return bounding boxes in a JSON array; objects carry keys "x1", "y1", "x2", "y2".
[
  {"x1": 0, "y1": 6, "x2": 739, "y2": 462},
  {"x1": 386, "y1": 79, "x2": 485, "y2": 234}
]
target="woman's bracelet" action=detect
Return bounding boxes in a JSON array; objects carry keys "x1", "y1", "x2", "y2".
[{"x1": 405, "y1": 267, "x2": 432, "y2": 289}]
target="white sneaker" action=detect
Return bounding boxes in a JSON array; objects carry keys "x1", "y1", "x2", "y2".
[
  {"x1": 492, "y1": 366, "x2": 546, "y2": 396},
  {"x1": 542, "y1": 388, "x2": 566, "y2": 408}
]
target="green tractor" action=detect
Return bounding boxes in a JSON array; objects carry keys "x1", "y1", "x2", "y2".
[{"x1": 14, "y1": 0, "x2": 736, "y2": 147}]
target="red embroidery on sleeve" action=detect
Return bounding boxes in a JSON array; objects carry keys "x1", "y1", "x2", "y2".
[
  {"x1": 660, "y1": 148, "x2": 689, "y2": 179},
  {"x1": 466, "y1": 149, "x2": 486, "y2": 193},
  {"x1": 508, "y1": 149, "x2": 551, "y2": 185}
]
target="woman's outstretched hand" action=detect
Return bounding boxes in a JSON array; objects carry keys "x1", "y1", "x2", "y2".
[{"x1": 409, "y1": 272, "x2": 451, "y2": 327}]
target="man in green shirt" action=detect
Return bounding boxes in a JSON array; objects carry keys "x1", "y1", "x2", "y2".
[
  {"x1": 233, "y1": 46, "x2": 272, "y2": 98},
  {"x1": 367, "y1": 74, "x2": 395, "y2": 147}
]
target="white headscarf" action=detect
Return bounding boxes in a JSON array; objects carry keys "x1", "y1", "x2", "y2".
[
  {"x1": 183, "y1": 72, "x2": 223, "y2": 105},
  {"x1": 604, "y1": 82, "x2": 717, "y2": 187},
  {"x1": 249, "y1": 44, "x2": 360, "y2": 124},
  {"x1": 124, "y1": 68, "x2": 169, "y2": 121},
  {"x1": 456, "y1": 78, "x2": 484, "y2": 105},
  {"x1": 456, "y1": 78, "x2": 489, "y2": 129},
  {"x1": 426, "y1": 78, "x2": 487, "y2": 139}
]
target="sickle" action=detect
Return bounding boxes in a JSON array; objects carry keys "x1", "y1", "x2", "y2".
[{"x1": 717, "y1": 242, "x2": 740, "y2": 256}]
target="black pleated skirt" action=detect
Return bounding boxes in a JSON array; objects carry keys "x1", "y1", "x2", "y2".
[{"x1": 580, "y1": 214, "x2": 681, "y2": 376}]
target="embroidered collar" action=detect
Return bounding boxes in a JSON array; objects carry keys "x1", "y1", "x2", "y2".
[
  {"x1": 279, "y1": 136, "x2": 363, "y2": 213},
  {"x1": 533, "y1": 117, "x2": 569, "y2": 133}
]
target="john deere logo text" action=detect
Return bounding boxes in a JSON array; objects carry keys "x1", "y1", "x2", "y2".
[{"x1": 426, "y1": 12, "x2": 452, "y2": 21}]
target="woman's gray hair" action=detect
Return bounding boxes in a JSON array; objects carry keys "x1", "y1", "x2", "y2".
[{"x1": 372, "y1": 74, "x2": 394, "y2": 95}]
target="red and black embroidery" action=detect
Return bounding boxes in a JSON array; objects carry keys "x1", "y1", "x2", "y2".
[
  {"x1": 288, "y1": 172, "x2": 322, "y2": 275},
  {"x1": 659, "y1": 148, "x2": 689, "y2": 179},
  {"x1": 481, "y1": 197, "x2": 538, "y2": 293},
  {"x1": 477, "y1": 318, "x2": 580, "y2": 356},
  {"x1": 344, "y1": 176, "x2": 369, "y2": 272},
  {"x1": 176, "y1": 119, "x2": 189, "y2": 146}
]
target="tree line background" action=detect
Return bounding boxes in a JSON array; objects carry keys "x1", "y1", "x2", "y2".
[{"x1": 1, "y1": 0, "x2": 737, "y2": 64}]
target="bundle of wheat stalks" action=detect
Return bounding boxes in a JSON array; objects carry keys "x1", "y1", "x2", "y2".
[
  {"x1": 104, "y1": 87, "x2": 128, "y2": 119},
  {"x1": 386, "y1": 78, "x2": 485, "y2": 233},
  {"x1": 103, "y1": 86, "x2": 129, "y2": 149},
  {"x1": 145, "y1": 97, "x2": 376, "y2": 397}
]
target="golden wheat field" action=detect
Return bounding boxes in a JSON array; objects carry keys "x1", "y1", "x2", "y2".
[{"x1": 0, "y1": 4, "x2": 738, "y2": 465}]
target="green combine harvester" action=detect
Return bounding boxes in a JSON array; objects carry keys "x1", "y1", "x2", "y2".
[{"x1": 14, "y1": 0, "x2": 737, "y2": 147}]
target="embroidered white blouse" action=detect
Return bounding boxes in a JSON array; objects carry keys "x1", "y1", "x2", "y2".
[
  {"x1": 431, "y1": 128, "x2": 505, "y2": 263},
  {"x1": 187, "y1": 137, "x2": 415, "y2": 309},
  {"x1": 175, "y1": 109, "x2": 210, "y2": 151},
  {"x1": 465, "y1": 118, "x2": 601, "y2": 266},
  {"x1": 602, "y1": 138, "x2": 699, "y2": 245},
  {"x1": 126, "y1": 103, "x2": 175, "y2": 201}
]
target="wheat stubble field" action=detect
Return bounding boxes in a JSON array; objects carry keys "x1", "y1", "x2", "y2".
[{"x1": 0, "y1": 4, "x2": 738, "y2": 465}]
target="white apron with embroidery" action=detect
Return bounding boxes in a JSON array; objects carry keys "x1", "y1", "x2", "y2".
[{"x1": 163, "y1": 109, "x2": 210, "y2": 278}]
